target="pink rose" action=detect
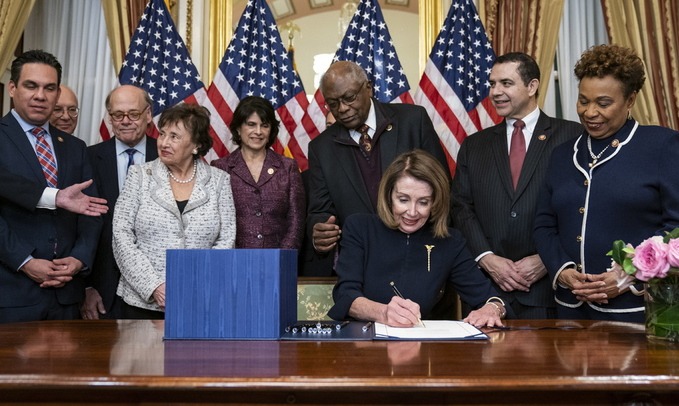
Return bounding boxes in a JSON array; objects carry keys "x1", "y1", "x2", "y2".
[
  {"x1": 667, "y1": 238, "x2": 679, "y2": 268},
  {"x1": 632, "y1": 236, "x2": 670, "y2": 281}
]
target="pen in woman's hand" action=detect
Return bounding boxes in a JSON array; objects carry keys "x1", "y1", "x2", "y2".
[{"x1": 390, "y1": 281, "x2": 426, "y2": 328}]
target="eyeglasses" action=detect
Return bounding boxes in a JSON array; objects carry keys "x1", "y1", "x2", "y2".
[
  {"x1": 109, "y1": 106, "x2": 150, "y2": 122},
  {"x1": 324, "y1": 81, "x2": 367, "y2": 110},
  {"x1": 52, "y1": 106, "x2": 79, "y2": 118}
]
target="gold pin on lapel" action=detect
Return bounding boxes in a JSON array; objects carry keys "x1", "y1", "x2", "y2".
[
  {"x1": 538, "y1": 134, "x2": 547, "y2": 141},
  {"x1": 267, "y1": 168, "x2": 274, "y2": 175},
  {"x1": 386, "y1": 124, "x2": 393, "y2": 131},
  {"x1": 425, "y1": 245, "x2": 435, "y2": 272},
  {"x1": 57, "y1": 137, "x2": 64, "y2": 142}
]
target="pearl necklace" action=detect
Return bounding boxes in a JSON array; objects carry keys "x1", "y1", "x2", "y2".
[
  {"x1": 586, "y1": 136, "x2": 610, "y2": 168},
  {"x1": 169, "y1": 160, "x2": 197, "y2": 184}
]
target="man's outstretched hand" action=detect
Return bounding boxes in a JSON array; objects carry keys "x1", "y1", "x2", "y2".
[{"x1": 55, "y1": 180, "x2": 108, "y2": 216}]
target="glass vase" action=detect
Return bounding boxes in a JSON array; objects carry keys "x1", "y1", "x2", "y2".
[{"x1": 645, "y1": 270, "x2": 679, "y2": 342}]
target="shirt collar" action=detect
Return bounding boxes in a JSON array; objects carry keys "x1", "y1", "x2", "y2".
[
  {"x1": 12, "y1": 109, "x2": 49, "y2": 135},
  {"x1": 115, "y1": 136, "x2": 148, "y2": 156},
  {"x1": 506, "y1": 107, "x2": 540, "y2": 134}
]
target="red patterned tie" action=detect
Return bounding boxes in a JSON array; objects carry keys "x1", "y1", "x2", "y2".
[
  {"x1": 32, "y1": 127, "x2": 58, "y2": 188},
  {"x1": 509, "y1": 119, "x2": 526, "y2": 190},
  {"x1": 358, "y1": 124, "x2": 371, "y2": 155}
]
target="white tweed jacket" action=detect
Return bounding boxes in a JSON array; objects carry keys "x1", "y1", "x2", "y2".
[{"x1": 113, "y1": 158, "x2": 236, "y2": 311}]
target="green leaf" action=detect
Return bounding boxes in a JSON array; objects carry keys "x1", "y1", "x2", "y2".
[
  {"x1": 622, "y1": 258, "x2": 636, "y2": 275},
  {"x1": 664, "y1": 228, "x2": 679, "y2": 243},
  {"x1": 608, "y1": 240, "x2": 626, "y2": 265}
]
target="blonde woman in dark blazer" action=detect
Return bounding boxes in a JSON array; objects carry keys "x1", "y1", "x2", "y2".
[
  {"x1": 211, "y1": 96, "x2": 305, "y2": 250},
  {"x1": 113, "y1": 104, "x2": 236, "y2": 319}
]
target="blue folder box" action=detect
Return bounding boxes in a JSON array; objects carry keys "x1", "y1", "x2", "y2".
[{"x1": 164, "y1": 249, "x2": 297, "y2": 340}]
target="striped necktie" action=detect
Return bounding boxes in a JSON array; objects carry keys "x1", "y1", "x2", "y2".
[{"x1": 31, "y1": 127, "x2": 58, "y2": 187}]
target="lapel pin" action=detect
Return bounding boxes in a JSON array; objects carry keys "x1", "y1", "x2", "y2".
[
  {"x1": 538, "y1": 134, "x2": 547, "y2": 141},
  {"x1": 611, "y1": 139, "x2": 620, "y2": 147},
  {"x1": 57, "y1": 136, "x2": 64, "y2": 142},
  {"x1": 386, "y1": 124, "x2": 393, "y2": 131},
  {"x1": 267, "y1": 168, "x2": 274, "y2": 175}
]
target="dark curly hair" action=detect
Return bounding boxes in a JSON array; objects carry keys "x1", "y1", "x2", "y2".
[
  {"x1": 229, "y1": 96, "x2": 279, "y2": 149},
  {"x1": 574, "y1": 44, "x2": 645, "y2": 98},
  {"x1": 158, "y1": 103, "x2": 213, "y2": 157}
]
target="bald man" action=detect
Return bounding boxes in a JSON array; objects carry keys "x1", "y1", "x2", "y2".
[
  {"x1": 82, "y1": 85, "x2": 158, "y2": 319},
  {"x1": 50, "y1": 85, "x2": 79, "y2": 134}
]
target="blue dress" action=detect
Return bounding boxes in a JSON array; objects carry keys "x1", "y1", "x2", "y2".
[
  {"x1": 328, "y1": 213, "x2": 499, "y2": 320},
  {"x1": 534, "y1": 120, "x2": 679, "y2": 322}
]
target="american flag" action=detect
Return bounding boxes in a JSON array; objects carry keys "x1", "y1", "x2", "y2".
[
  {"x1": 100, "y1": 0, "x2": 212, "y2": 148},
  {"x1": 308, "y1": 0, "x2": 413, "y2": 131},
  {"x1": 414, "y1": 0, "x2": 502, "y2": 176},
  {"x1": 206, "y1": 0, "x2": 320, "y2": 169}
]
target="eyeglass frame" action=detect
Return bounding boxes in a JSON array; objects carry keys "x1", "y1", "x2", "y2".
[
  {"x1": 324, "y1": 81, "x2": 368, "y2": 110},
  {"x1": 52, "y1": 106, "x2": 80, "y2": 118},
  {"x1": 108, "y1": 105, "x2": 150, "y2": 122}
]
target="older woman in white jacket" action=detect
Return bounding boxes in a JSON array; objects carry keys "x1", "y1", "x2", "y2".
[{"x1": 113, "y1": 104, "x2": 236, "y2": 318}]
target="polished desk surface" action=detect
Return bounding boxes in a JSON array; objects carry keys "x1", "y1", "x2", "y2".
[{"x1": 0, "y1": 319, "x2": 678, "y2": 405}]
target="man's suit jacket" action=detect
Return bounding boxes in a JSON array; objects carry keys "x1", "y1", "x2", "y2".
[
  {"x1": 0, "y1": 171, "x2": 44, "y2": 210},
  {"x1": 86, "y1": 137, "x2": 158, "y2": 313},
  {"x1": 306, "y1": 101, "x2": 449, "y2": 237},
  {"x1": 0, "y1": 113, "x2": 102, "y2": 309},
  {"x1": 451, "y1": 111, "x2": 582, "y2": 308}
]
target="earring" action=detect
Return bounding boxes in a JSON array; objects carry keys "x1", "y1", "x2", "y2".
[
  {"x1": 192, "y1": 148, "x2": 198, "y2": 155},
  {"x1": 627, "y1": 110, "x2": 632, "y2": 120}
]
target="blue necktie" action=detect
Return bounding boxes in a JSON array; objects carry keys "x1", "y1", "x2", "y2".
[{"x1": 125, "y1": 148, "x2": 137, "y2": 172}]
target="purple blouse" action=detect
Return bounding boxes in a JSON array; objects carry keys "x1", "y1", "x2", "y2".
[{"x1": 211, "y1": 149, "x2": 305, "y2": 249}]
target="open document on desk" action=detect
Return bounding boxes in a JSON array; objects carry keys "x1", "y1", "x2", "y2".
[{"x1": 374, "y1": 320, "x2": 488, "y2": 341}]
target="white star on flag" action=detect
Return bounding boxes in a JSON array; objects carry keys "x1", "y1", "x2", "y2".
[
  {"x1": 414, "y1": 0, "x2": 502, "y2": 175},
  {"x1": 205, "y1": 0, "x2": 320, "y2": 169},
  {"x1": 100, "y1": 0, "x2": 215, "y2": 151},
  {"x1": 307, "y1": 0, "x2": 414, "y2": 133}
]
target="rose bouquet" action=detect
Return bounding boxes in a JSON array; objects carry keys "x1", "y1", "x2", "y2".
[{"x1": 608, "y1": 228, "x2": 679, "y2": 342}]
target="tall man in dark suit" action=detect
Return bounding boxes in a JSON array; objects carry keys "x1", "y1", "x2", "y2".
[
  {"x1": 0, "y1": 50, "x2": 102, "y2": 323},
  {"x1": 308, "y1": 61, "x2": 449, "y2": 256},
  {"x1": 451, "y1": 52, "x2": 582, "y2": 319},
  {"x1": 81, "y1": 85, "x2": 158, "y2": 320}
]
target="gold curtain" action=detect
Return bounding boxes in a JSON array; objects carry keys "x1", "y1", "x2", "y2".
[
  {"x1": 601, "y1": 0, "x2": 678, "y2": 129},
  {"x1": 0, "y1": 0, "x2": 35, "y2": 74},
  {"x1": 418, "y1": 0, "x2": 444, "y2": 75},
  {"x1": 481, "y1": 0, "x2": 565, "y2": 107},
  {"x1": 101, "y1": 0, "x2": 131, "y2": 71},
  {"x1": 207, "y1": 0, "x2": 232, "y2": 85},
  {"x1": 101, "y1": 0, "x2": 148, "y2": 72}
]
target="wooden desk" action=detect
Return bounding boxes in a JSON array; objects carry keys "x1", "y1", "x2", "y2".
[{"x1": 0, "y1": 319, "x2": 677, "y2": 405}]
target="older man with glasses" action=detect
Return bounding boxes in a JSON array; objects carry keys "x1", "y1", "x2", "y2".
[
  {"x1": 50, "y1": 85, "x2": 79, "y2": 135},
  {"x1": 81, "y1": 85, "x2": 158, "y2": 320},
  {"x1": 305, "y1": 61, "x2": 449, "y2": 276}
]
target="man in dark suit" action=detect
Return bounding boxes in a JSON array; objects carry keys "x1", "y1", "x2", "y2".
[
  {"x1": 451, "y1": 52, "x2": 582, "y2": 319},
  {"x1": 0, "y1": 50, "x2": 102, "y2": 323},
  {"x1": 307, "y1": 61, "x2": 449, "y2": 257},
  {"x1": 81, "y1": 85, "x2": 158, "y2": 320}
]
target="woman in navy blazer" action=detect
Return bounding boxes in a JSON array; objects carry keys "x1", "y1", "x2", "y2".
[
  {"x1": 534, "y1": 45, "x2": 679, "y2": 322},
  {"x1": 212, "y1": 96, "x2": 305, "y2": 250}
]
